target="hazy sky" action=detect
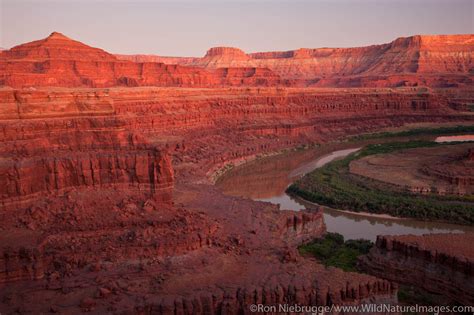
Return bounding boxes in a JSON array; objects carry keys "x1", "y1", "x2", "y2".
[{"x1": 1, "y1": 0, "x2": 473, "y2": 56}]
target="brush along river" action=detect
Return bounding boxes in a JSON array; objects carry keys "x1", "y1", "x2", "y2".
[{"x1": 215, "y1": 132, "x2": 473, "y2": 241}]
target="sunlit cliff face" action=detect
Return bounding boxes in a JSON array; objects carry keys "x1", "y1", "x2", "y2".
[{"x1": 2, "y1": 32, "x2": 474, "y2": 88}]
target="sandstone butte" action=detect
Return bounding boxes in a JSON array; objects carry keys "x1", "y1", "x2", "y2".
[{"x1": 0, "y1": 32, "x2": 473, "y2": 313}]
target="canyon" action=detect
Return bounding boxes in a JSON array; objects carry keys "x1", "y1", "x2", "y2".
[{"x1": 0, "y1": 32, "x2": 473, "y2": 313}]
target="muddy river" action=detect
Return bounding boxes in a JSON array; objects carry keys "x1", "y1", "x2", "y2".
[{"x1": 216, "y1": 143, "x2": 473, "y2": 241}]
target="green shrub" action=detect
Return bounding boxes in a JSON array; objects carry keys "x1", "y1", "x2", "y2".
[{"x1": 299, "y1": 233, "x2": 373, "y2": 272}]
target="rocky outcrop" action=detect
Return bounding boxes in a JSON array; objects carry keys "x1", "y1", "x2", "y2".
[
  {"x1": 280, "y1": 209, "x2": 326, "y2": 245},
  {"x1": 247, "y1": 35, "x2": 474, "y2": 87},
  {"x1": 142, "y1": 277, "x2": 397, "y2": 315},
  {"x1": 0, "y1": 149, "x2": 174, "y2": 208},
  {"x1": 0, "y1": 246, "x2": 44, "y2": 283},
  {"x1": 214, "y1": 67, "x2": 280, "y2": 86},
  {"x1": 1, "y1": 86, "x2": 470, "y2": 188},
  {"x1": 2, "y1": 32, "x2": 115, "y2": 61},
  {"x1": 117, "y1": 34, "x2": 474, "y2": 88},
  {"x1": 0, "y1": 58, "x2": 218, "y2": 88},
  {"x1": 420, "y1": 147, "x2": 474, "y2": 194},
  {"x1": 2, "y1": 86, "x2": 468, "y2": 188},
  {"x1": 0, "y1": 197, "x2": 218, "y2": 284},
  {"x1": 2, "y1": 32, "x2": 473, "y2": 89},
  {"x1": 0, "y1": 32, "x2": 281, "y2": 88},
  {"x1": 205, "y1": 47, "x2": 249, "y2": 59},
  {"x1": 195, "y1": 47, "x2": 251, "y2": 69},
  {"x1": 359, "y1": 233, "x2": 474, "y2": 306}
]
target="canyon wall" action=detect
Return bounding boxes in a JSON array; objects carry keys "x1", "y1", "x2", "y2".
[
  {"x1": 0, "y1": 87, "x2": 470, "y2": 313},
  {"x1": 359, "y1": 233, "x2": 474, "y2": 306},
  {"x1": 4, "y1": 84, "x2": 469, "y2": 186},
  {"x1": 118, "y1": 35, "x2": 474, "y2": 88},
  {"x1": 0, "y1": 198, "x2": 218, "y2": 284},
  {"x1": 0, "y1": 32, "x2": 281, "y2": 88},
  {"x1": 1, "y1": 84, "x2": 466, "y2": 233},
  {"x1": 420, "y1": 147, "x2": 474, "y2": 195},
  {"x1": 0, "y1": 87, "x2": 176, "y2": 208},
  {"x1": 2, "y1": 32, "x2": 473, "y2": 89},
  {"x1": 0, "y1": 149, "x2": 174, "y2": 208}
]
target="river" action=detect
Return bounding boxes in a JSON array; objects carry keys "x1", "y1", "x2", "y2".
[{"x1": 216, "y1": 143, "x2": 473, "y2": 241}]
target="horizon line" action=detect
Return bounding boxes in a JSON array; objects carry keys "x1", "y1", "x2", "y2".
[{"x1": 5, "y1": 31, "x2": 474, "y2": 58}]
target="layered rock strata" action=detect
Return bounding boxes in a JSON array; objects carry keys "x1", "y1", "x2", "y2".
[
  {"x1": 0, "y1": 32, "x2": 281, "y2": 88},
  {"x1": 2, "y1": 86, "x2": 469, "y2": 188},
  {"x1": 421, "y1": 148, "x2": 474, "y2": 195},
  {"x1": 359, "y1": 233, "x2": 474, "y2": 306},
  {"x1": 3, "y1": 85, "x2": 466, "y2": 312},
  {"x1": 0, "y1": 32, "x2": 473, "y2": 313},
  {"x1": 118, "y1": 34, "x2": 474, "y2": 88},
  {"x1": 2, "y1": 32, "x2": 473, "y2": 89}
]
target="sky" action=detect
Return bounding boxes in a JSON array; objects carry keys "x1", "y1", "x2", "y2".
[{"x1": 1, "y1": 0, "x2": 473, "y2": 56}]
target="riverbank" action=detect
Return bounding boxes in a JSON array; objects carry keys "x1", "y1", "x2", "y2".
[
  {"x1": 214, "y1": 124, "x2": 474, "y2": 186},
  {"x1": 288, "y1": 139, "x2": 474, "y2": 225},
  {"x1": 216, "y1": 126, "x2": 474, "y2": 240}
]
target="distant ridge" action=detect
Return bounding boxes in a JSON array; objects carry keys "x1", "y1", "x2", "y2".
[
  {"x1": 1, "y1": 32, "x2": 473, "y2": 88},
  {"x1": 118, "y1": 34, "x2": 474, "y2": 78},
  {"x1": 0, "y1": 32, "x2": 281, "y2": 88}
]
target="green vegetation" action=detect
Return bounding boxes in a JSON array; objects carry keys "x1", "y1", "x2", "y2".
[
  {"x1": 287, "y1": 140, "x2": 474, "y2": 224},
  {"x1": 350, "y1": 125, "x2": 474, "y2": 141},
  {"x1": 299, "y1": 232, "x2": 373, "y2": 272}
]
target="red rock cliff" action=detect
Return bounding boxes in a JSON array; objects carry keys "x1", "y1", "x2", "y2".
[
  {"x1": 1, "y1": 86, "x2": 467, "y2": 206},
  {"x1": 3, "y1": 32, "x2": 473, "y2": 88},
  {"x1": 117, "y1": 34, "x2": 474, "y2": 87},
  {"x1": 0, "y1": 33, "x2": 281, "y2": 88},
  {"x1": 359, "y1": 233, "x2": 474, "y2": 305}
]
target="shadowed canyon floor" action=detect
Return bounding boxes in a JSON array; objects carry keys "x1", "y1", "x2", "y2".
[{"x1": 0, "y1": 33, "x2": 473, "y2": 313}]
